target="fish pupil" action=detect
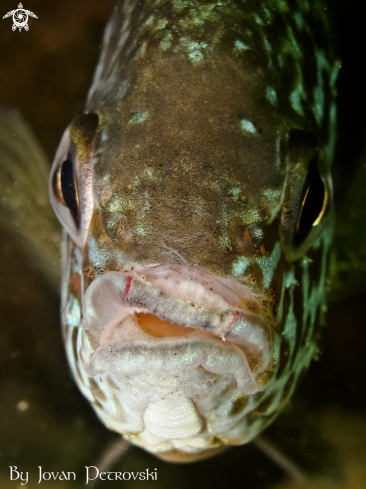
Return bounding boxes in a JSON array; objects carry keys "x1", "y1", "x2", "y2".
[
  {"x1": 297, "y1": 169, "x2": 326, "y2": 235},
  {"x1": 60, "y1": 156, "x2": 80, "y2": 226}
]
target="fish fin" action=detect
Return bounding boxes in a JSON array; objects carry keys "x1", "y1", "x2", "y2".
[
  {"x1": 87, "y1": 437, "x2": 131, "y2": 488},
  {"x1": 0, "y1": 109, "x2": 61, "y2": 287},
  {"x1": 329, "y1": 142, "x2": 366, "y2": 301},
  {"x1": 255, "y1": 397, "x2": 342, "y2": 484}
]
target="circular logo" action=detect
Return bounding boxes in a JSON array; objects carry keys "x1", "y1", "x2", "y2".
[
  {"x1": 12, "y1": 8, "x2": 28, "y2": 30},
  {"x1": 3, "y1": 3, "x2": 38, "y2": 32}
]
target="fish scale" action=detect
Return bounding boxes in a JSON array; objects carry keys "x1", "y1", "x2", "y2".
[{"x1": 46, "y1": 0, "x2": 338, "y2": 461}]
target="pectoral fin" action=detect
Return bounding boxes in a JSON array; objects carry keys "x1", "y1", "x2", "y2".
[
  {"x1": 0, "y1": 109, "x2": 61, "y2": 287},
  {"x1": 256, "y1": 397, "x2": 342, "y2": 485}
]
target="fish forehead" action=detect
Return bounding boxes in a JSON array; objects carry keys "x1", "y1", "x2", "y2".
[
  {"x1": 86, "y1": 0, "x2": 337, "y2": 156},
  {"x1": 86, "y1": 51, "x2": 288, "y2": 275},
  {"x1": 96, "y1": 53, "x2": 284, "y2": 161},
  {"x1": 93, "y1": 53, "x2": 286, "y2": 213}
]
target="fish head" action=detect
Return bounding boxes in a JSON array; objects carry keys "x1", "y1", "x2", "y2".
[{"x1": 49, "y1": 9, "x2": 334, "y2": 460}]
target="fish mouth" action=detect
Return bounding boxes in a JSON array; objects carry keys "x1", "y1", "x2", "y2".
[{"x1": 81, "y1": 265, "x2": 279, "y2": 395}]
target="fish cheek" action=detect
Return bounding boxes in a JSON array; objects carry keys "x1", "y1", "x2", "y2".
[{"x1": 67, "y1": 240, "x2": 83, "y2": 302}]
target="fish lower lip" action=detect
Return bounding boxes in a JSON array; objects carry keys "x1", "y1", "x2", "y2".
[
  {"x1": 87, "y1": 336, "x2": 258, "y2": 394},
  {"x1": 81, "y1": 267, "x2": 278, "y2": 392}
]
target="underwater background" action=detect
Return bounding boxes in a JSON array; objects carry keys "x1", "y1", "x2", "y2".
[{"x1": 0, "y1": 0, "x2": 365, "y2": 487}]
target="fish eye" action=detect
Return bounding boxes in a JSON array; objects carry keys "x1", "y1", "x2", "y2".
[
  {"x1": 296, "y1": 168, "x2": 329, "y2": 236},
  {"x1": 50, "y1": 114, "x2": 98, "y2": 247},
  {"x1": 279, "y1": 129, "x2": 333, "y2": 262},
  {"x1": 52, "y1": 154, "x2": 80, "y2": 228}
]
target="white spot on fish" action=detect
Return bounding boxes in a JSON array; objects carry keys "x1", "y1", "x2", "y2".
[
  {"x1": 88, "y1": 236, "x2": 107, "y2": 268},
  {"x1": 286, "y1": 24, "x2": 303, "y2": 58},
  {"x1": 231, "y1": 187, "x2": 241, "y2": 200},
  {"x1": 156, "y1": 18, "x2": 168, "y2": 30},
  {"x1": 262, "y1": 189, "x2": 283, "y2": 222},
  {"x1": 234, "y1": 39, "x2": 250, "y2": 52},
  {"x1": 160, "y1": 32, "x2": 173, "y2": 50},
  {"x1": 65, "y1": 295, "x2": 81, "y2": 327},
  {"x1": 290, "y1": 88, "x2": 304, "y2": 115},
  {"x1": 277, "y1": 52, "x2": 284, "y2": 68},
  {"x1": 266, "y1": 86, "x2": 277, "y2": 105},
  {"x1": 263, "y1": 36, "x2": 272, "y2": 53},
  {"x1": 108, "y1": 193, "x2": 124, "y2": 212},
  {"x1": 115, "y1": 80, "x2": 129, "y2": 100},
  {"x1": 251, "y1": 226, "x2": 264, "y2": 242},
  {"x1": 129, "y1": 111, "x2": 148, "y2": 124},
  {"x1": 74, "y1": 247, "x2": 83, "y2": 274},
  {"x1": 326, "y1": 102, "x2": 337, "y2": 160},
  {"x1": 282, "y1": 289, "x2": 297, "y2": 347},
  {"x1": 136, "y1": 223, "x2": 148, "y2": 236},
  {"x1": 232, "y1": 256, "x2": 250, "y2": 277},
  {"x1": 232, "y1": 242, "x2": 281, "y2": 289},
  {"x1": 313, "y1": 86, "x2": 324, "y2": 122},
  {"x1": 178, "y1": 37, "x2": 208, "y2": 63},
  {"x1": 312, "y1": 49, "x2": 330, "y2": 123},
  {"x1": 189, "y1": 50, "x2": 204, "y2": 63},
  {"x1": 219, "y1": 235, "x2": 231, "y2": 248},
  {"x1": 136, "y1": 41, "x2": 148, "y2": 58},
  {"x1": 294, "y1": 13, "x2": 304, "y2": 29},
  {"x1": 262, "y1": 5, "x2": 272, "y2": 22},
  {"x1": 330, "y1": 61, "x2": 341, "y2": 89},
  {"x1": 145, "y1": 14, "x2": 154, "y2": 26},
  {"x1": 277, "y1": 265, "x2": 296, "y2": 323},
  {"x1": 240, "y1": 119, "x2": 257, "y2": 134},
  {"x1": 254, "y1": 14, "x2": 264, "y2": 25}
]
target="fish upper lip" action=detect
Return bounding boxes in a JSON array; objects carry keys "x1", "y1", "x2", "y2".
[
  {"x1": 124, "y1": 274, "x2": 240, "y2": 338},
  {"x1": 81, "y1": 265, "x2": 278, "y2": 393}
]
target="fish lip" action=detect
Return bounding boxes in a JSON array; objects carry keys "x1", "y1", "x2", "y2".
[
  {"x1": 81, "y1": 264, "x2": 278, "y2": 392},
  {"x1": 123, "y1": 274, "x2": 241, "y2": 339},
  {"x1": 86, "y1": 335, "x2": 260, "y2": 395}
]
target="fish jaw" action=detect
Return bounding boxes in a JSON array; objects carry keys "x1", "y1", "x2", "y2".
[
  {"x1": 72, "y1": 264, "x2": 280, "y2": 456},
  {"x1": 82, "y1": 266, "x2": 278, "y2": 384}
]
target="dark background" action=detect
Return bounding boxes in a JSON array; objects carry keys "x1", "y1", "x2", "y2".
[{"x1": 0, "y1": 1, "x2": 365, "y2": 488}]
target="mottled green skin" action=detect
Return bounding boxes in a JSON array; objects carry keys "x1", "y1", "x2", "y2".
[
  {"x1": 87, "y1": 0, "x2": 338, "y2": 156},
  {"x1": 55, "y1": 0, "x2": 338, "y2": 459}
]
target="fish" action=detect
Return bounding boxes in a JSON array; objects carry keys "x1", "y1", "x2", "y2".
[
  {"x1": 3, "y1": 0, "x2": 340, "y2": 464},
  {"x1": 0, "y1": 113, "x2": 342, "y2": 484},
  {"x1": 47, "y1": 0, "x2": 341, "y2": 461}
]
